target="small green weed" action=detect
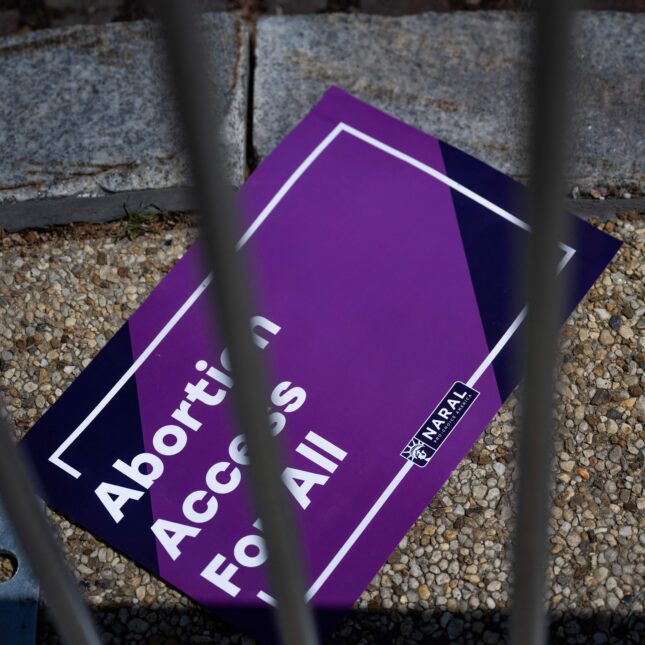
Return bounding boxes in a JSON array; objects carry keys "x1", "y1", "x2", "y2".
[{"x1": 121, "y1": 202, "x2": 161, "y2": 239}]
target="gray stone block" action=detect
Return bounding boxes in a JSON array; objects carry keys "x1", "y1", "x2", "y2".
[
  {"x1": 0, "y1": 13, "x2": 249, "y2": 205},
  {"x1": 254, "y1": 12, "x2": 644, "y2": 190}
]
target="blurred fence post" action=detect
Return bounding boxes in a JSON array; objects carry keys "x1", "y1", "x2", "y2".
[
  {"x1": 155, "y1": 2, "x2": 320, "y2": 644},
  {"x1": 0, "y1": 415, "x2": 101, "y2": 645},
  {"x1": 510, "y1": 2, "x2": 574, "y2": 644}
]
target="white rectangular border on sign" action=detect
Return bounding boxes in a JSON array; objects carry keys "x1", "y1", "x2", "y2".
[{"x1": 46, "y1": 123, "x2": 576, "y2": 603}]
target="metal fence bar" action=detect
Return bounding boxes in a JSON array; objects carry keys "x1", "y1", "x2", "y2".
[
  {"x1": 0, "y1": 498, "x2": 40, "y2": 644},
  {"x1": 0, "y1": 415, "x2": 101, "y2": 645},
  {"x1": 510, "y1": 2, "x2": 574, "y2": 644},
  {"x1": 155, "y1": 2, "x2": 319, "y2": 644}
]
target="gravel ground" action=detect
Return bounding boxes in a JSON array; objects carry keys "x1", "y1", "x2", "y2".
[
  {"x1": 0, "y1": 211, "x2": 643, "y2": 644},
  {"x1": 0, "y1": 551, "x2": 16, "y2": 583}
]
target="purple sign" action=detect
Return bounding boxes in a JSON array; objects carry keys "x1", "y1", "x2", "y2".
[{"x1": 21, "y1": 87, "x2": 620, "y2": 640}]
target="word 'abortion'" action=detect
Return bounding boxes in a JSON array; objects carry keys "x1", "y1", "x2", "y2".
[{"x1": 94, "y1": 316, "x2": 348, "y2": 597}]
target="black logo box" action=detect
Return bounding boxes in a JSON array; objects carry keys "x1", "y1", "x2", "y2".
[{"x1": 401, "y1": 381, "x2": 479, "y2": 467}]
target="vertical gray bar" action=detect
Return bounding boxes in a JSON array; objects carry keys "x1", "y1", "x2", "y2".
[
  {"x1": 0, "y1": 416, "x2": 101, "y2": 645},
  {"x1": 0, "y1": 499, "x2": 39, "y2": 645},
  {"x1": 511, "y1": 2, "x2": 574, "y2": 644},
  {"x1": 154, "y1": 3, "x2": 319, "y2": 644}
]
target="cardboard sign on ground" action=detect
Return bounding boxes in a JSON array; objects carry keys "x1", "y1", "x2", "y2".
[{"x1": 21, "y1": 87, "x2": 620, "y2": 641}]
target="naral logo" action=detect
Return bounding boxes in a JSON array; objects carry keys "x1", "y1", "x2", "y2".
[{"x1": 401, "y1": 381, "x2": 479, "y2": 467}]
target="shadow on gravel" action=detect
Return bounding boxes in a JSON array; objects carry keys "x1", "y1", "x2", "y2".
[{"x1": 35, "y1": 602, "x2": 644, "y2": 643}]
